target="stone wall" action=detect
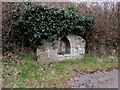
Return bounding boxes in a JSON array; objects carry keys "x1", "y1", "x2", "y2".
[{"x1": 37, "y1": 34, "x2": 86, "y2": 64}]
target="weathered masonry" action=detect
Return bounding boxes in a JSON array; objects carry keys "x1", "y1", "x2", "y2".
[{"x1": 37, "y1": 34, "x2": 86, "y2": 64}]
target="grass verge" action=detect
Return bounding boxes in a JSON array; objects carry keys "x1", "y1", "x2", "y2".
[{"x1": 2, "y1": 53, "x2": 118, "y2": 88}]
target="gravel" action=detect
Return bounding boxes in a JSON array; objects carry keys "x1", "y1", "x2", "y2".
[{"x1": 66, "y1": 69, "x2": 119, "y2": 88}]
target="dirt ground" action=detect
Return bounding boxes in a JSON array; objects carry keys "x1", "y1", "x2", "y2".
[{"x1": 66, "y1": 69, "x2": 119, "y2": 88}]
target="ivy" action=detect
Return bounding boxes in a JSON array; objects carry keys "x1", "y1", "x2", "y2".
[{"x1": 8, "y1": 2, "x2": 95, "y2": 48}]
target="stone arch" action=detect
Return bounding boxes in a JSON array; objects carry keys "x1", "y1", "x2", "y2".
[{"x1": 58, "y1": 36, "x2": 70, "y2": 54}]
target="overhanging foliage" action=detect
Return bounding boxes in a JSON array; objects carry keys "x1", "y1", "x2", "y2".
[{"x1": 8, "y1": 2, "x2": 95, "y2": 48}]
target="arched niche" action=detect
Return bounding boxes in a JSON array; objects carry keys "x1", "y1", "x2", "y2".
[{"x1": 58, "y1": 36, "x2": 70, "y2": 55}]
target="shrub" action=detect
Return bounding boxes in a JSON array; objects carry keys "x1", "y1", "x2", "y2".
[{"x1": 8, "y1": 2, "x2": 95, "y2": 49}]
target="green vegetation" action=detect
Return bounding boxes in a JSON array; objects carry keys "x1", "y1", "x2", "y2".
[
  {"x1": 8, "y1": 2, "x2": 95, "y2": 48},
  {"x1": 2, "y1": 54, "x2": 118, "y2": 88}
]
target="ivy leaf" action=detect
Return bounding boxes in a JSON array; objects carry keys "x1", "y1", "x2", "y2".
[{"x1": 9, "y1": 3, "x2": 95, "y2": 48}]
